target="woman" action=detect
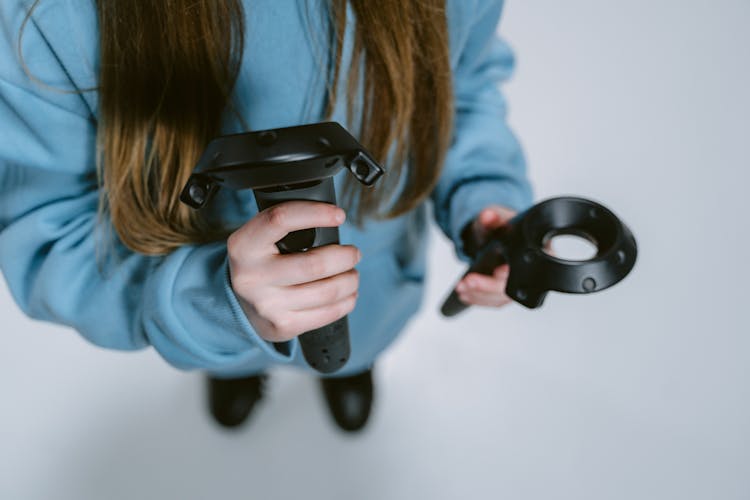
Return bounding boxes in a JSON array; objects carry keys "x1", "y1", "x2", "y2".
[{"x1": 0, "y1": 0, "x2": 533, "y2": 432}]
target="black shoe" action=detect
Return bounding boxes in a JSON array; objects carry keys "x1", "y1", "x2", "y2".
[
  {"x1": 320, "y1": 368, "x2": 374, "y2": 432},
  {"x1": 207, "y1": 373, "x2": 266, "y2": 429}
]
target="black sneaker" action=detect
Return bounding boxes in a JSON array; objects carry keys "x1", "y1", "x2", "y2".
[
  {"x1": 206, "y1": 373, "x2": 267, "y2": 429},
  {"x1": 320, "y1": 368, "x2": 374, "y2": 432}
]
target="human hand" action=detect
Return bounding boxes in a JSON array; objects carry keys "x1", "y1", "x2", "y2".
[
  {"x1": 227, "y1": 201, "x2": 361, "y2": 342},
  {"x1": 455, "y1": 205, "x2": 517, "y2": 308}
]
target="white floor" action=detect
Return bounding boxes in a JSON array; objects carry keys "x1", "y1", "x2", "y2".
[{"x1": 2, "y1": 1, "x2": 749, "y2": 499}]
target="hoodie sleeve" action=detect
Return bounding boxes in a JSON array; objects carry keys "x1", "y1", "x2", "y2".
[
  {"x1": 0, "y1": 1, "x2": 295, "y2": 372},
  {"x1": 431, "y1": 0, "x2": 535, "y2": 263}
]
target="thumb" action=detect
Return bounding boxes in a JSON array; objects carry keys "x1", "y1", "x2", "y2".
[
  {"x1": 477, "y1": 207, "x2": 504, "y2": 229},
  {"x1": 472, "y1": 208, "x2": 499, "y2": 241},
  {"x1": 473, "y1": 205, "x2": 515, "y2": 238}
]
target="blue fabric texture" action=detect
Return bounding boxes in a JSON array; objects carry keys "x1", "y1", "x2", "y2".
[{"x1": 0, "y1": 0, "x2": 533, "y2": 377}]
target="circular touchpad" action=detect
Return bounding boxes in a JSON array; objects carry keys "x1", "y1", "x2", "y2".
[
  {"x1": 277, "y1": 228, "x2": 317, "y2": 253},
  {"x1": 542, "y1": 231, "x2": 598, "y2": 261}
]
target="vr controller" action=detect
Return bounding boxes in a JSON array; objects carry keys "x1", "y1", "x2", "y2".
[
  {"x1": 179, "y1": 122, "x2": 384, "y2": 374},
  {"x1": 441, "y1": 196, "x2": 637, "y2": 315},
  {"x1": 178, "y1": 121, "x2": 636, "y2": 368}
]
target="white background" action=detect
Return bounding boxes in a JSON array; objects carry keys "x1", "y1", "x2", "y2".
[{"x1": 1, "y1": 1, "x2": 748, "y2": 499}]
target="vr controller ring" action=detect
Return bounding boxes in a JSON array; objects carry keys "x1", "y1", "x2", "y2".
[{"x1": 441, "y1": 196, "x2": 637, "y2": 314}]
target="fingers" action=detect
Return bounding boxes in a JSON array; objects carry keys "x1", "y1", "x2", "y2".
[
  {"x1": 471, "y1": 205, "x2": 518, "y2": 247},
  {"x1": 232, "y1": 201, "x2": 346, "y2": 254},
  {"x1": 456, "y1": 265, "x2": 512, "y2": 308},
  {"x1": 457, "y1": 272, "x2": 504, "y2": 295},
  {"x1": 226, "y1": 200, "x2": 363, "y2": 343},
  {"x1": 234, "y1": 254, "x2": 360, "y2": 342},
  {"x1": 477, "y1": 206, "x2": 516, "y2": 229},
  {"x1": 266, "y1": 291, "x2": 359, "y2": 342},
  {"x1": 458, "y1": 287, "x2": 513, "y2": 307},
  {"x1": 283, "y1": 269, "x2": 360, "y2": 311},
  {"x1": 472, "y1": 209, "x2": 500, "y2": 242},
  {"x1": 476, "y1": 208, "x2": 502, "y2": 230},
  {"x1": 459, "y1": 291, "x2": 512, "y2": 307},
  {"x1": 265, "y1": 244, "x2": 362, "y2": 286}
]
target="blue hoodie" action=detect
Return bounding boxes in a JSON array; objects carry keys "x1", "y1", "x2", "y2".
[{"x1": 0, "y1": 0, "x2": 533, "y2": 377}]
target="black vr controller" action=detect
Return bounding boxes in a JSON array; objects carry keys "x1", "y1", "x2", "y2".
[
  {"x1": 179, "y1": 122, "x2": 384, "y2": 374},
  {"x1": 441, "y1": 196, "x2": 637, "y2": 315}
]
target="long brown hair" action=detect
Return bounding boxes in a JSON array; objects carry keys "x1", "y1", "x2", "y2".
[{"x1": 21, "y1": 1, "x2": 453, "y2": 256}]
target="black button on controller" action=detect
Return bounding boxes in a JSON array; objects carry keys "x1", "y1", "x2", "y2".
[{"x1": 277, "y1": 228, "x2": 317, "y2": 253}]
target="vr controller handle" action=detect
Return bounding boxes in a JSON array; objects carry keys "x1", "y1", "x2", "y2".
[
  {"x1": 441, "y1": 240, "x2": 508, "y2": 317},
  {"x1": 253, "y1": 178, "x2": 351, "y2": 374}
]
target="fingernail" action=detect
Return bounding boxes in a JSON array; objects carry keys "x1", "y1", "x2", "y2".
[
  {"x1": 456, "y1": 282, "x2": 466, "y2": 293},
  {"x1": 336, "y1": 209, "x2": 346, "y2": 223}
]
